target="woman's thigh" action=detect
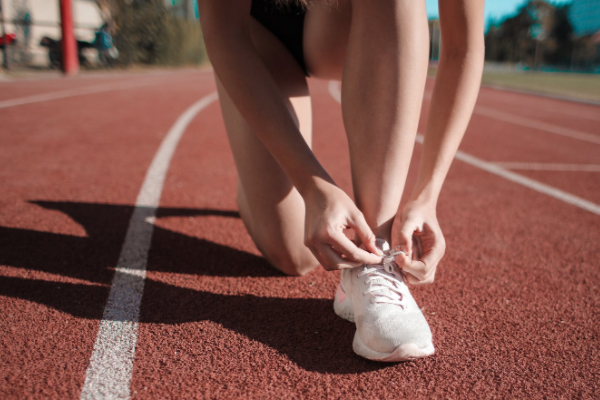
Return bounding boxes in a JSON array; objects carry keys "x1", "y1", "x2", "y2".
[
  {"x1": 215, "y1": 18, "x2": 317, "y2": 275},
  {"x1": 303, "y1": 0, "x2": 351, "y2": 80}
]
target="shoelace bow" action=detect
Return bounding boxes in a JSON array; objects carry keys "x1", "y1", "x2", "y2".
[{"x1": 358, "y1": 246, "x2": 407, "y2": 306}]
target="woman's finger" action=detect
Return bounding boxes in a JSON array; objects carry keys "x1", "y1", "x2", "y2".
[
  {"x1": 403, "y1": 268, "x2": 422, "y2": 285},
  {"x1": 412, "y1": 233, "x2": 424, "y2": 260},
  {"x1": 327, "y1": 230, "x2": 382, "y2": 265},
  {"x1": 403, "y1": 259, "x2": 429, "y2": 282},
  {"x1": 348, "y1": 212, "x2": 381, "y2": 257},
  {"x1": 317, "y1": 243, "x2": 363, "y2": 270},
  {"x1": 398, "y1": 219, "x2": 419, "y2": 257},
  {"x1": 401, "y1": 240, "x2": 444, "y2": 285}
]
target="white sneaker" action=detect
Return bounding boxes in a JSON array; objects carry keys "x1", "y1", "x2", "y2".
[{"x1": 333, "y1": 238, "x2": 435, "y2": 361}]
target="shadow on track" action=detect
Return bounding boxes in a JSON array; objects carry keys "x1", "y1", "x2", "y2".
[
  {"x1": 140, "y1": 279, "x2": 387, "y2": 374},
  {"x1": 0, "y1": 200, "x2": 388, "y2": 374},
  {"x1": 0, "y1": 201, "x2": 279, "y2": 281},
  {"x1": 0, "y1": 275, "x2": 386, "y2": 374}
]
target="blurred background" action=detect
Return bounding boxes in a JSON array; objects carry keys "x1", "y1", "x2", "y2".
[
  {"x1": 0, "y1": 0, "x2": 206, "y2": 70},
  {"x1": 427, "y1": 0, "x2": 600, "y2": 102},
  {"x1": 0, "y1": 0, "x2": 599, "y2": 100}
]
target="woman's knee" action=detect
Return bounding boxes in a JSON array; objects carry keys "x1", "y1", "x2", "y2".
[{"x1": 260, "y1": 235, "x2": 319, "y2": 276}]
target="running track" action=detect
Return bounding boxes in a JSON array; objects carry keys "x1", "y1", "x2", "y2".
[{"x1": 1, "y1": 69, "x2": 599, "y2": 399}]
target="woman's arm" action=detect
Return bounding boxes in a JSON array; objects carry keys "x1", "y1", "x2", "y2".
[
  {"x1": 397, "y1": 0, "x2": 485, "y2": 284},
  {"x1": 199, "y1": 0, "x2": 327, "y2": 194},
  {"x1": 198, "y1": 0, "x2": 381, "y2": 268}
]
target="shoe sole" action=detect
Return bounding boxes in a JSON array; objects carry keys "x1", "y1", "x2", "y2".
[
  {"x1": 333, "y1": 283, "x2": 355, "y2": 322},
  {"x1": 353, "y1": 333, "x2": 435, "y2": 362}
]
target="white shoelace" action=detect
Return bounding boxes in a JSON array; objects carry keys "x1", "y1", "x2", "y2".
[{"x1": 358, "y1": 246, "x2": 406, "y2": 306}]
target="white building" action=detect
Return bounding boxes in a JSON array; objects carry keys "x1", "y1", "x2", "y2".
[{"x1": 2, "y1": 0, "x2": 104, "y2": 67}]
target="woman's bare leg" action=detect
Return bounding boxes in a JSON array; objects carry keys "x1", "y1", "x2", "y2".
[
  {"x1": 305, "y1": 0, "x2": 429, "y2": 243},
  {"x1": 217, "y1": 19, "x2": 318, "y2": 276}
]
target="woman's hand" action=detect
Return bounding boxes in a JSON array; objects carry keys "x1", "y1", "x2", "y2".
[
  {"x1": 303, "y1": 180, "x2": 382, "y2": 271},
  {"x1": 396, "y1": 200, "x2": 446, "y2": 285}
]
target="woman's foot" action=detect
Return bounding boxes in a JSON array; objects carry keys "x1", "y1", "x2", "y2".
[{"x1": 333, "y1": 238, "x2": 435, "y2": 361}]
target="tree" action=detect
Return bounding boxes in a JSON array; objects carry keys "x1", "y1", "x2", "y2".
[
  {"x1": 484, "y1": 0, "x2": 576, "y2": 69},
  {"x1": 94, "y1": 0, "x2": 116, "y2": 30}
]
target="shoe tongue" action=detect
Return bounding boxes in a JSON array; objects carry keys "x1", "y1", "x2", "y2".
[
  {"x1": 366, "y1": 262, "x2": 403, "y2": 300},
  {"x1": 364, "y1": 239, "x2": 403, "y2": 299}
]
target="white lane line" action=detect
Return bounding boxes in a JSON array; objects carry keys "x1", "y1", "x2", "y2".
[
  {"x1": 477, "y1": 89, "x2": 600, "y2": 122},
  {"x1": 80, "y1": 92, "x2": 218, "y2": 400},
  {"x1": 0, "y1": 79, "x2": 168, "y2": 109},
  {"x1": 328, "y1": 81, "x2": 600, "y2": 216},
  {"x1": 481, "y1": 84, "x2": 600, "y2": 110},
  {"x1": 494, "y1": 162, "x2": 600, "y2": 172},
  {"x1": 474, "y1": 105, "x2": 600, "y2": 145},
  {"x1": 422, "y1": 88, "x2": 600, "y2": 145}
]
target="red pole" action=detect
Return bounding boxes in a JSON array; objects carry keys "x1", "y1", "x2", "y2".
[
  {"x1": 59, "y1": 0, "x2": 78, "y2": 75},
  {"x1": 0, "y1": 0, "x2": 9, "y2": 69}
]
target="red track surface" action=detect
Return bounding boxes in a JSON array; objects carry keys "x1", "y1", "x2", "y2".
[{"x1": 1, "y1": 70, "x2": 599, "y2": 399}]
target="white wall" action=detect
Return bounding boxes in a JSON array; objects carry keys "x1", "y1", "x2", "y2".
[{"x1": 2, "y1": 0, "x2": 103, "y2": 67}]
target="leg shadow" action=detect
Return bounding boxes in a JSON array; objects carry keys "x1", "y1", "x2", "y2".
[
  {"x1": 0, "y1": 201, "x2": 280, "y2": 281},
  {"x1": 0, "y1": 275, "x2": 387, "y2": 374},
  {"x1": 0, "y1": 275, "x2": 108, "y2": 320},
  {"x1": 1, "y1": 201, "x2": 387, "y2": 373},
  {"x1": 140, "y1": 279, "x2": 387, "y2": 374},
  {"x1": 147, "y1": 225, "x2": 279, "y2": 277}
]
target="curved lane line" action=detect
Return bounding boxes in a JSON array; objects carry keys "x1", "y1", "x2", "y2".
[
  {"x1": 80, "y1": 92, "x2": 218, "y2": 400},
  {"x1": 328, "y1": 81, "x2": 600, "y2": 216},
  {"x1": 0, "y1": 79, "x2": 171, "y2": 110}
]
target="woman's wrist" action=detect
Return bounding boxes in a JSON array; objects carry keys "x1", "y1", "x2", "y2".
[
  {"x1": 296, "y1": 173, "x2": 338, "y2": 200},
  {"x1": 408, "y1": 181, "x2": 440, "y2": 209}
]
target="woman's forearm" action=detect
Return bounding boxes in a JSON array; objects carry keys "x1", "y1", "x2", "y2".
[
  {"x1": 410, "y1": 47, "x2": 484, "y2": 206},
  {"x1": 202, "y1": 20, "x2": 334, "y2": 196}
]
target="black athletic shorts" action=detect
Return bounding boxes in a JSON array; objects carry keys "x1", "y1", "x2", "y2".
[{"x1": 250, "y1": 0, "x2": 309, "y2": 76}]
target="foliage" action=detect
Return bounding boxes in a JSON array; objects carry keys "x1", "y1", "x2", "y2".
[
  {"x1": 106, "y1": 0, "x2": 207, "y2": 66},
  {"x1": 485, "y1": 5, "x2": 535, "y2": 64},
  {"x1": 545, "y1": 5, "x2": 574, "y2": 66},
  {"x1": 93, "y1": 0, "x2": 115, "y2": 28},
  {"x1": 485, "y1": 0, "x2": 600, "y2": 71}
]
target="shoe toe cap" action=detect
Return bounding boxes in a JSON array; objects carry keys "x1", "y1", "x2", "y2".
[{"x1": 358, "y1": 309, "x2": 433, "y2": 354}]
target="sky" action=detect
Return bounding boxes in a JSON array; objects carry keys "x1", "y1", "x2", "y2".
[{"x1": 425, "y1": 0, "x2": 573, "y2": 28}]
